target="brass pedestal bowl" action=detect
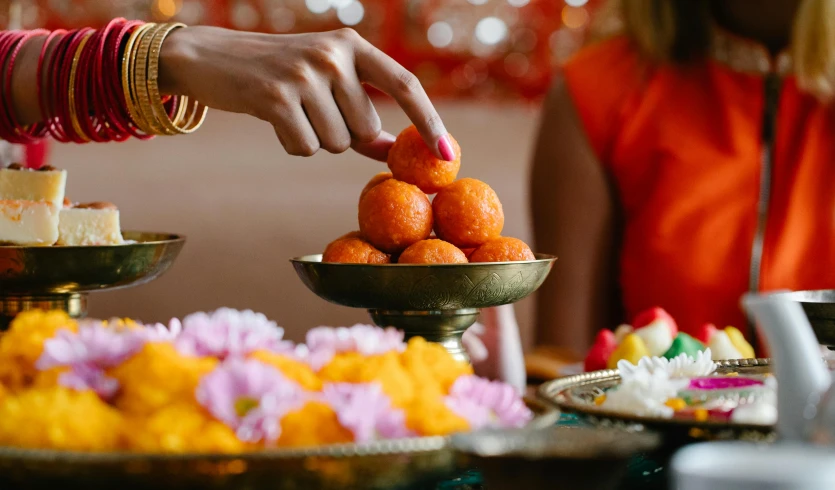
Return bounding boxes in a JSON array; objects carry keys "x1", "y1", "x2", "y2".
[
  {"x1": 291, "y1": 253, "x2": 556, "y2": 362},
  {"x1": 768, "y1": 290, "x2": 835, "y2": 348},
  {"x1": 0, "y1": 231, "x2": 185, "y2": 330}
]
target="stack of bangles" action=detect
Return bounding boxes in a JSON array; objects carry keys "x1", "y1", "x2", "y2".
[{"x1": 0, "y1": 19, "x2": 207, "y2": 144}]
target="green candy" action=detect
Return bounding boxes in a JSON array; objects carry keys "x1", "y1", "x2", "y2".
[{"x1": 663, "y1": 333, "x2": 705, "y2": 359}]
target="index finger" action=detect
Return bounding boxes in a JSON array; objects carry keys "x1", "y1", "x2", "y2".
[{"x1": 354, "y1": 44, "x2": 454, "y2": 161}]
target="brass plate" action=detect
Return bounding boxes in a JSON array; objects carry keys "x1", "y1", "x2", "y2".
[
  {"x1": 290, "y1": 253, "x2": 557, "y2": 310},
  {"x1": 0, "y1": 399, "x2": 557, "y2": 490},
  {"x1": 538, "y1": 358, "x2": 775, "y2": 440},
  {"x1": 0, "y1": 231, "x2": 185, "y2": 295}
]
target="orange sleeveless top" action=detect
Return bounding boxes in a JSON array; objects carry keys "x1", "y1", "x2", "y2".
[{"x1": 562, "y1": 34, "x2": 835, "y2": 338}]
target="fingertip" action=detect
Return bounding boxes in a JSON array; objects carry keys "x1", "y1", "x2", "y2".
[{"x1": 437, "y1": 134, "x2": 455, "y2": 161}]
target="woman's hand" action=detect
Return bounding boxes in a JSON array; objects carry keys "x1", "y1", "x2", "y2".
[{"x1": 159, "y1": 26, "x2": 454, "y2": 162}]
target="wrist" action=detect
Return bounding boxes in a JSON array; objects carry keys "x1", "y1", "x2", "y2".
[{"x1": 158, "y1": 25, "x2": 200, "y2": 96}]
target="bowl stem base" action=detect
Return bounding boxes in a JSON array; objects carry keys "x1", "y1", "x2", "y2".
[
  {"x1": 0, "y1": 294, "x2": 87, "y2": 330},
  {"x1": 368, "y1": 308, "x2": 479, "y2": 364}
]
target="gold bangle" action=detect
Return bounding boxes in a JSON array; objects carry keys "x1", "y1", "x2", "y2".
[
  {"x1": 68, "y1": 32, "x2": 94, "y2": 142},
  {"x1": 134, "y1": 23, "x2": 169, "y2": 135},
  {"x1": 122, "y1": 23, "x2": 156, "y2": 134},
  {"x1": 147, "y1": 23, "x2": 207, "y2": 134}
]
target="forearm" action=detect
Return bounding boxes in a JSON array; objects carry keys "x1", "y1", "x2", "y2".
[
  {"x1": 9, "y1": 34, "x2": 50, "y2": 126},
  {"x1": 529, "y1": 78, "x2": 621, "y2": 354}
]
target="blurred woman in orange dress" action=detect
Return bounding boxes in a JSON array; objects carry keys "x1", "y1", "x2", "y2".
[{"x1": 521, "y1": 0, "x2": 835, "y2": 360}]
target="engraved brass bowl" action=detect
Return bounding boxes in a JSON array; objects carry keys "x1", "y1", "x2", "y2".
[
  {"x1": 0, "y1": 399, "x2": 557, "y2": 490},
  {"x1": 768, "y1": 290, "x2": 835, "y2": 348},
  {"x1": 0, "y1": 231, "x2": 185, "y2": 330},
  {"x1": 291, "y1": 254, "x2": 557, "y2": 362}
]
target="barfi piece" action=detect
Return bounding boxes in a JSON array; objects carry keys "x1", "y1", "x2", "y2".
[
  {"x1": 0, "y1": 165, "x2": 66, "y2": 207},
  {"x1": 57, "y1": 203, "x2": 124, "y2": 246},
  {"x1": 0, "y1": 200, "x2": 60, "y2": 246}
]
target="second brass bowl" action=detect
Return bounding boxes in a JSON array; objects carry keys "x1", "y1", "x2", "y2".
[
  {"x1": 0, "y1": 231, "x2": 185, "y2": 295},
  {"x1": 290, "y1": 253, "x2": 557, "y2": 311},
  {"x1": 767, "y1": 290, "x2": 835, "y2": 347}
]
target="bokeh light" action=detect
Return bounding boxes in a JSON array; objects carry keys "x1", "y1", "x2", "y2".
[
  {"x1": 305, "y1": 0, "x2": 329, "y2": 14},
  {"x1": 475, "y1": 16, "x2": 508, "y2": 46},
  {"x1": 337, "y1": 1, "x2": 364, "y2": 25},
  {"x1": 561, "y1": 6, "x2": 589, "y2": 29},
  {"x1": 427, "y1": 21, "x2": 454, "y2": 48}
]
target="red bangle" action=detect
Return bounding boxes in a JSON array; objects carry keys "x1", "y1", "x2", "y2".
[
  {"x1": 0, "y1": 31, "x2": 20, "y2": 141},
  {"x1": 36, "y1": 29, "x2": 65, "y2": 138},
  {"x1": 47, "y1": 29, "x2": 77, "y2": 142},
  {"x1": 104, "y1": 20, "x2": 147, "y2": 140},
  {"x1": 58, "y1": 28, "x2": 94, "y2": 143},
  {"x1": 76, "y1": 25, "x2": 103, "y2": 142},
  {"x1": 1, "y1": 21, "x2": 187, "y2": 145},
  {"x1": 95, "y1": 19, "x2": 127, "y2": 141}
]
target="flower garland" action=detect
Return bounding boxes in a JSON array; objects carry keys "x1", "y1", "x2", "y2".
[{"x1": 0, "y1": 308, "x2": 532, "y2": 453}]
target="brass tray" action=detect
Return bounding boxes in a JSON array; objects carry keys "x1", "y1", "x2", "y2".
[
  {"x1": 538, "y1": 358, "x2": 775, "y2": 441},
  {"x1": 0, "y1": 399, "x2": 558, "y2": 490}
]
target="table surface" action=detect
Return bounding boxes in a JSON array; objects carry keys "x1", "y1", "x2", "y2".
[{"x1": 436, "y1": 414, "x2": 669, "y2": 490}]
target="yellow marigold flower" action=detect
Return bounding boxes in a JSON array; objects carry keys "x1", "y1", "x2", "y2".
[
  {"x1": 125, "y1": 403, "x2": 246, "y2": 454},
  {"x1": 0, "y1": 310, "x2": 77, "y2": 391},
  {"x1": 278, "y1": 401, "x2": 353, "y2": 448},
  {"x1": 319, "y1": 352, "x2": 415, "y2": 408},
  {"x1": 31, "y1": 367, "x2": 68, "y2": 389},
  {"x1": 249, "y1": 350, "x2": 322, "y2": 391},
  {"x1": 0, "y1": 387, "x2": 122, "y2": 451},
  {"x1": 665, "y1": 398, "x2": 687, "y2": 411},
  {"x1": 404, "y1": 397, "x2": 469, "y2": 436},
  {"x1": 109, "y1": 343, "x2": 217, "y2": 417},
  {"x1": 401, "y1": 337, "x2": 472, "y2": 393}
]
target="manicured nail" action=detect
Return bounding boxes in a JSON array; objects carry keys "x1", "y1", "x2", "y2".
[{"x1": 438, "y1": 135, "x2": 455, "y2": 161}]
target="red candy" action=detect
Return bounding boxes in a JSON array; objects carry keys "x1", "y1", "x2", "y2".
[
  {"x1": 632, "y1": 307, "x2": 678, "y2": 336},
  {"x1": 694, "y1": 323, "x2": 718, "y2": 345},
  {"x1": 584, "y1": 329, "x2": 617, "y2": 372}
]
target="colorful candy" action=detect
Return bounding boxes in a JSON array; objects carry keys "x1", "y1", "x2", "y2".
[
  {"x1": 584, "y1": 307, "x2": 757, "y2": 373},
  {"x1": 633, "y1": 307, "x2": 678, "y2": 337},
  {"x1": 584, "y1": 329, "x2": 617, "y2": 372},
  {"x1": 606, "y1": 334, "x2": 649, "y2": 370},
  {"x1": 724, "y1": 326, "x2": 755, "y2": 359},
  {"x1": 662, "y1": 333, "x2": 705, "y2": 360}
]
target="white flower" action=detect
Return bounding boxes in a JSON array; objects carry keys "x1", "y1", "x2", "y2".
[
  {"x1": 618, "y1": 349, "x2": 716, "y2": 381},
  {"x1": 601, "y1": 369, "x2": 688, "y2": 418}
]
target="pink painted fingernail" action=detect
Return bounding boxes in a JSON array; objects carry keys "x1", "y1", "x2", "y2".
[{"x1": 438, "y1": 135, "x2": 455, "y2": 161}]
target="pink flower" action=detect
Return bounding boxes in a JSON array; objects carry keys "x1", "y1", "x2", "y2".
[
  {"x1": 37, "y1": 321, "x2": 147, "y2": 369},
  {"x1": 196, "y1": 358, "x2": 305, "y2": 444},
  {"x1": 58, "y1": 363, "x2": 120, "y2": 399},
  {"x1": 444, "y1": 375, "x2": 532, "y2": 430},
  {"x1": 138, "y1": 320, "x2": 182, "y2": 343},
  {"x1": 174, "y1": 308, "x2": 294, "y2": 359},
  {"x1": 303, "y1": 325, "x2": 405, "y2": 370},
  {"x1": 35, "y1": 320, "x2": 148, "y2": 399},
  {"x1": 321, "y1": 383, "x2": 413, "y2": 442}
]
